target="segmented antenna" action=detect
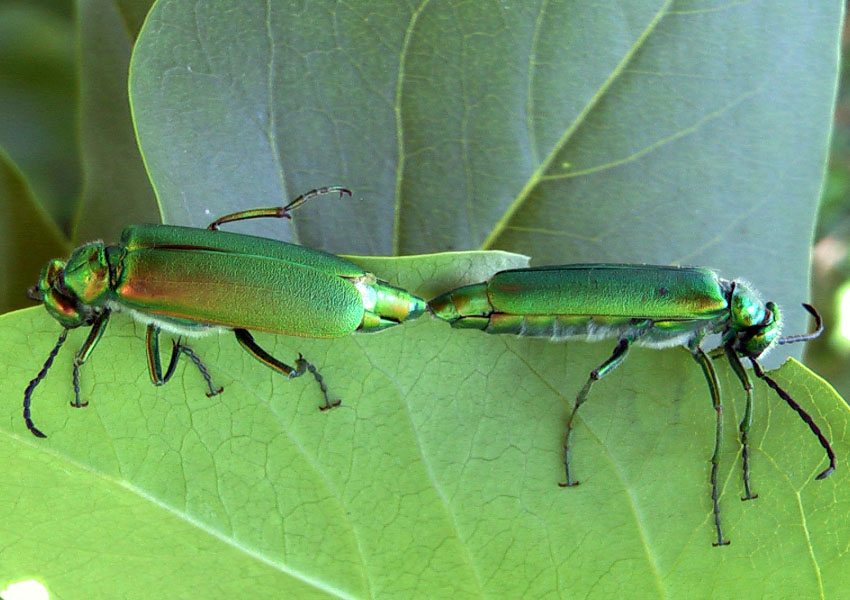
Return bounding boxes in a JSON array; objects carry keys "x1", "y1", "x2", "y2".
[
  {"x1": 778, "y1": 303, "x2": 823, "y2": 345},
  {"x1": 750, "y1": 358, "x2": 835, "y2": 480},
  {"x1": 23, "y1": 329, "x2": 69, "y2": 438}
]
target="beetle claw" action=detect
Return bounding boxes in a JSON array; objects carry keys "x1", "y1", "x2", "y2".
[{"x1": 319, "y1": 399, "x2": 341, "y2": 411}]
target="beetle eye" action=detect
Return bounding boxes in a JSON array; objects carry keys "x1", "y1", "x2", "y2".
[{"x1": 53, "y1": 276, "x2": 72, "y2": 299}]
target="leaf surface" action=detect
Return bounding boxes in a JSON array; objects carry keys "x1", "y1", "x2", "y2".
[{"x1": 2, "y1": 252, "x2": 849, "y2": 598}]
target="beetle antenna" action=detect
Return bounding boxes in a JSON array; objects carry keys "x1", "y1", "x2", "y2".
[
  {"x1": 778, "y1": 303, "x2": 823, "y2": 345},
  {"x1": 23, "y1": 328, "x2": 69, "y2": 438},
  {"x1": 750, "y1": 358, "x2": 835, "y2": 479}
]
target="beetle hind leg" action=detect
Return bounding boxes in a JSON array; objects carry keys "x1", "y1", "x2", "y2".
[
  {"x1": 234, "y1": 329, "x2": 339, "y2": 410},
  {"x1": 560, "y1": 336, "x2": 634, "y2": 488}
]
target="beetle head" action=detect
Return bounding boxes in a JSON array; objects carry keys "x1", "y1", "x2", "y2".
[
  {"x1": 31, "y1": 243, "x2": 110, "y2": 328},
  {"x1": 726, "y1": 282, "x2": 782, "y2": 358}
]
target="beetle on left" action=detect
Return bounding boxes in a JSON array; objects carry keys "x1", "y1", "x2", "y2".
[{"x1": 24, "y1": 187, "x2": 426, "y2": 436}]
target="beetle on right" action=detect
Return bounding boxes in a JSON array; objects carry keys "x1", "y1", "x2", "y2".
[{"x1": 428, "y1": 263, "x2": 833, "y2": 546}]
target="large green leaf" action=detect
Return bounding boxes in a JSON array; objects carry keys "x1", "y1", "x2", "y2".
[
  {"x1": 2, "y1": 0, "x2": 845, "y2": 598},
  {"x1": 1, "y1": 252, "x2": 848, "y2": 598},
  {"x1": 129, "y1": 0, "x2": 842, "y2": 366}
]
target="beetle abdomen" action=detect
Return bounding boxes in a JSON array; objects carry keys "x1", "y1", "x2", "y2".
[
  {"x1": 488, "y1": 265, "x2": 728, "y2": 320},
  {"x1": 116, "y1": 248, "x2": 364, "y2": 338}
]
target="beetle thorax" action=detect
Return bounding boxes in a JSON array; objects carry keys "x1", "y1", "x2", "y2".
[{"x1": 62, "y1": 243, "x2": 111, "y2": 305}]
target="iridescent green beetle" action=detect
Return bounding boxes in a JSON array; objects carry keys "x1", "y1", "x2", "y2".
[
  {"x1": 429, "y1": 264, "x2": 831, "y2": 546},
  {"x1": 25, "y1": 188, "x2": 426, "y2": 437}
]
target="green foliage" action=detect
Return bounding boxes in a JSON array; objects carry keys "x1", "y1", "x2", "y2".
[
  {"x1": 0, "y1": 0, "x2": 78, "y2": 230},
  {"x1": 2, "y1": 252, "x2": 849, "y2": 598},
  {"x1": 0, "y1": 0, "x2": 846, "y2": 598},
  {"x1": 0, "y1": 149, "x2": 68, "y2": 311}
]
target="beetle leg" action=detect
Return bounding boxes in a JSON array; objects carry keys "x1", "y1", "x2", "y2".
[
  {"x1": 146, "y1": 324, "x2": 179, "y2": 385},
  {"x1": 234, "y1": 329, "x2": 339, "y2": 410},
  {"x1": 722, "y1": 346, "x2": 757, "y2": 501},
  {"x1": 70, "y1": 310, "x2": 111, "y2": 408},
  {"x1": 177, "y1": 344, "x2": 223, "y2": 397},
  {"x1": 145, "y1": 325, "x2": 222, "y2": 397},
  {"x1": 295, "y1": 353, "x2": 336, "y2": 411},
  {"x1": 690, "y1": 345, "x2": 730, "y2": 546},
  {"x1": 206, "y1": 187, "x2": 351, "y2": 230},
  {"x1": 707, "y1": 346, "x2": 725, "y2": 360},
  {"x1": 561, "y1": 334, "x2": 635, "y2": 488}
]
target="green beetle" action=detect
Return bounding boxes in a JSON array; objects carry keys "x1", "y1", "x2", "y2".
[
  {"x1": 25, "y1": 188, "x2": 426, "y2": 437},
  {"x1": 429, "y1": 263, "x2": 830, "y2": 546}
]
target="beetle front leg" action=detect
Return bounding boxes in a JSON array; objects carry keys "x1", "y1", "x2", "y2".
[
  {"x1": 70, "y1": 310, "x2": 111, "y2": 408},
  {"x1": 234, "y1": 329, "x2": 339, "y2": 410},
  {"x1": 722, "y1": 345, "x2": 757, "y2": 501},
  {"x1": 561, "y1": 335, "x2": 633, "y2": 487},
  {"x1": 145, "y1": 325, "x2": 222, "y2": 397}
]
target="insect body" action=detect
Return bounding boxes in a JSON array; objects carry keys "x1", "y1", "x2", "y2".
[
  {"x1": 428, "y1": 263, "x2": 832, "y2": 546},
  {"x1": 25, "y1": 188, "x2": 426, "y2": 437}
]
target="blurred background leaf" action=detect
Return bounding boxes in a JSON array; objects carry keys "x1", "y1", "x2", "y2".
[
  {"x1": 0, "y1": 0, "x2": 158, "y2": 313},
  {"x1": 808, "y1": 14, "x2": 850, "y2": 401},
  {"x1": 0, "y1": 0, "x2": 78, "y2": 232},
  {"x1": 0, "y1": 147, "x2": 68, "y2": 310}
]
